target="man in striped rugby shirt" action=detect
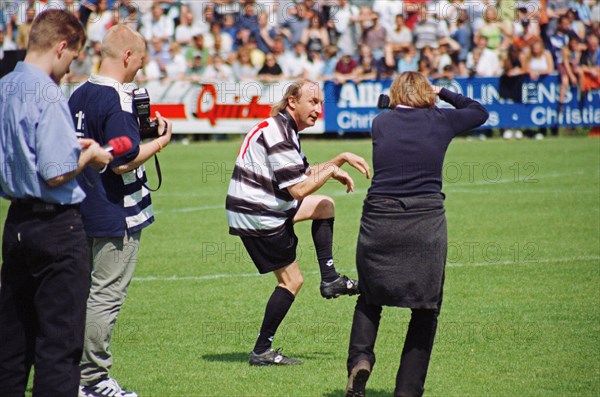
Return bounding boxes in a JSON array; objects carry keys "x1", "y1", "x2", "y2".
[{"x1": 226, "y1": 79, "x2": 370, "y2": 366}]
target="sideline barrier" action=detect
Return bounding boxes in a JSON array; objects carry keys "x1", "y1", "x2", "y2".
[
  {"x1": 324, "y1": 75, "x2": 600, "y2": 132},
  {"x1": 62, "y1": 80, "x2": 325, "y2": 134},
  {"x1": 62, "y1": 75, "x2": 599, "y2": 134}
]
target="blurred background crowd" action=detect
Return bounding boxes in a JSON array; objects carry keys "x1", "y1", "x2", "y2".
[
  {"x1": 1, "y1": 0, "x2": 599, "y2": 140},
  {"x1": 1, "y1": 0, "x2": 598, "y2": 88}
]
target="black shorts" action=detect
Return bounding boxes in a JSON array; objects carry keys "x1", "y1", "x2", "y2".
[{"x1": 240, "y1": 221, "x2": 298, "y2": 274}]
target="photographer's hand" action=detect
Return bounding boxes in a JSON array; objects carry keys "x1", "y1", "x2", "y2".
[
  {"x1": 154, "y1": 111, "x2": 173, "y2": 152},
  {"x1": 111, "y1": 112, "x2": 173, "y2": 175}
]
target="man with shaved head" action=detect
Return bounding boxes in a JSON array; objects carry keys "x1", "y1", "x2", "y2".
[{"x1": 68, "y1": 24, "x2": 173, "y2": 397}]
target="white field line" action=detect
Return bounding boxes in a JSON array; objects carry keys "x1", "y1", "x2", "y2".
[
  {"x1": 155, "y1": 169, "x2": 599, "y2": 213},
  {"x1": 132, "y1": 255, "x2": 600, "y2": 283}
]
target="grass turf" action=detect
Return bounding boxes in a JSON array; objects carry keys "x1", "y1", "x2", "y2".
[{"x1": 4, "y1": 136, "x2": 599, "y2": 396}]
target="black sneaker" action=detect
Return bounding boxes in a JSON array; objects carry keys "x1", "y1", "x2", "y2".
[
  {"x1": 320, "y1": 274, "x2": 358, "y2": 299},
  {"x1": 249, "y1": 348, "x2": 302, "y2": 366},
  {"x1": 345, "y1": 360, "x2": 371, "y2": 397}
]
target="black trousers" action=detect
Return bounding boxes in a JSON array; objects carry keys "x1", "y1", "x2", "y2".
[
  {"x1": 347, "y1": 294, "x2": 441, "y2": 397},
  {"x1": 0, "y1": 204, "x2": 90, "y2": 397}
]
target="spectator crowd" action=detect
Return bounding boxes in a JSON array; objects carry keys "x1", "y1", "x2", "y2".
[
  {"x1": 0, "y1": 0, "x2": 600, "y2": 139},
  {"x1": 1, "y1": 0, "x2": 599, "y2": 107}
]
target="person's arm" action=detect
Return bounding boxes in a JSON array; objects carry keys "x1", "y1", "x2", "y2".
[
  {"x1": 300, "y1": 28, "x2": 309, "y2": 46},
  {"x1": 259, "y1": 27, "x2": 275, "y2": 50},
  {"x1": 46, "y1": 139, "x2": 113, "y2": 187},
  {"x1": 544, "y1": 50, "x2": 555, "y2": 74},
  {"x1": 384, "y1": 43, "x2": 396, "y2": 68},
  {"x1": 111, "y1": 112, "x2": 173, "y2": 175},
  {"x1": 286, "y1": 152, "x2": 370, "y2": 200},
  {"x1": 434, "y1": 86, "x2": 489, "y2": 133},
  {"x1": 355, "y1": 65, "x2": 376, "y2": 82},
  {"x1": 562, "y1": 48, "x2": 577, "y2": 83},
  {"x1": 321, "y1": 28, "x2": 330, "y2": 47}
]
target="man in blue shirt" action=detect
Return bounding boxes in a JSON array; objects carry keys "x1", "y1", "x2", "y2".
[
  {"x1": 68, "y1": 24, "x2": 172, "y2": 397},
  {"x1": 0, "y1": 9, "x2": 113, "y2": 397}
]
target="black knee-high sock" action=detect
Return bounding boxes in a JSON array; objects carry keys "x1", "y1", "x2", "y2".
[
  {"x1": 312, "y1": 218, "x2": 338, "y2": 282},
  {"x1": 253, "y1": 286, "x2": 296, "y2": 354}
]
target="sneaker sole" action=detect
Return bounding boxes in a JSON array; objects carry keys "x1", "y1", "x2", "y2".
[
  {"x1": 321, "y1": 290, "x2": 359, "y2": 299},
  {"x1": 249, "y1": 359, "x2": 303, "y2": 366},
  {"x1": 352, "y1": 368, "x2": 370, "y2": 396}
]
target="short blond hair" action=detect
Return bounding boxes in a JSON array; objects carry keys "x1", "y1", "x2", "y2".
[
  {"x1": 101, "y1": 24, "x2": 146, "y2": 59},
  {"x1": 270, "y1": 79, "x2": 318, "y2": 117},
  {"x1": 389, "y1": 71, "x2": 435, "y2": 109}
]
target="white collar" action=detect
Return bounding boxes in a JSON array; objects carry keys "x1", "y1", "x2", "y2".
[
  {"x1": 88, "y1": 74, "x2": 136, "y2": 95},
  {"x1": 395, "y1": 104, "x2": 414, "y2": 109}
]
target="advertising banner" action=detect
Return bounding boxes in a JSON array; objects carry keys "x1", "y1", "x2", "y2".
[
  {"x1": 63, "y1": 75, "x2": 598, "y2": 134},
  {"x1": 143, "y1": 80, "x2": 324, "y2": 134},
  {"x1": 324, "y1": 75, "x2": 600, "y2": 132}
]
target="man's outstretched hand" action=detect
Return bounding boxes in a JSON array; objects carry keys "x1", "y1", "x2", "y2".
[{"x1": 340, "y1": 152, "x2": 371, "y2": 179}]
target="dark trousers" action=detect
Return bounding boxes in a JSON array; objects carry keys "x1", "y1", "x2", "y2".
[
  {"x1": 347, "y1": 294, "x2": 440, "y2": 397},
  {"x1": 0, "y1": 204, "x2": 90, "y2": 397}
]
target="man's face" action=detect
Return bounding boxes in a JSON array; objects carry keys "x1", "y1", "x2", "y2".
[
  {"x1": 294, "y1": 43, "x2": 305, "y2": 56},
  {"x1": 291, "y1": 83, "x2": 323, "y2": 131},
  {"x1": 559, "y1": 17, "x2": 570, "y2": 32},
  {"x1": 52, "y1": 43, "x2": 81, "y2": 83},
  {"x1": 125, "y1": 46, "x2": 145, "y2": 82},
  {"x1": 151, "y1": 38, "x2": 163, "y2": 51},
  {"x1": 26, "y1": 8, "x2": 35, "y2": 22}
]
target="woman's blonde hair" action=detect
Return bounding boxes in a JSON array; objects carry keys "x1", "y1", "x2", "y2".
[
  {"x1": 389, "y1": 71, "x2": 435, "y2": 109},
  {"x1": 270, "y1": 79, "x2": 317, "y2": 117}
]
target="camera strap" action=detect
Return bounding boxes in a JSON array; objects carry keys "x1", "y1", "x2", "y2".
[{"x1": 140, "y1": 155, "x2": 162, "y2": 191}]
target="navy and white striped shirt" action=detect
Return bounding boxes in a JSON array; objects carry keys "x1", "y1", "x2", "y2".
[
  {"x1": 226, "y1": 111, "x2": 309, "y2": 237},
  {"x1": 68, "y1": 74, "x2": 154, "y2": 237}
]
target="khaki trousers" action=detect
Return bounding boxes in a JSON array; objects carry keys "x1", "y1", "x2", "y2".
[{"x1": 80, "y1": 231, "x2": 141, "y2": 385}]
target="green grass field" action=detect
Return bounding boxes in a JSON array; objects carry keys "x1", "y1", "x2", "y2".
[{"x1": 4, "y1": 136, "x2": 599, "y2": 396}]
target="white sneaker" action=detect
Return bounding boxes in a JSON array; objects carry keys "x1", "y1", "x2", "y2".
[
  {"x1": 502, "y1": 129, "x2": 513, "y2": 139},
  {"x1": 79, "y1": 386, "x2": 91, "y2": 397},
  {"x1": 81, "y1": 378, "x2": 138, "y2": 397},
  {"x1": 514, "y1": 130, "x2": 523, "y2": 139},
  {"x1": 534, "y1": 132, "x2": 544, "y2": 140}
]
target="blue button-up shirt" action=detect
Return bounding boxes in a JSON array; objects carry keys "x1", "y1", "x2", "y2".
[{"x1": 0, "y1": 61, "x2": 85, "y2": 204}]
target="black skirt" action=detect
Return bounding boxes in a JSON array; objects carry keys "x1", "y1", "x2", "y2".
[{"x1": 356, "y1": 194, "x2": 447, "y2": 309}]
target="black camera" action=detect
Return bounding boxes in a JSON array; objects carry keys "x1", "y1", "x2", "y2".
[
  {"x1": 133, "y1": 88, "x2": 160, "y2": 139},
  {"x1": 377, "y1": 94, "x2": 392, "y2": 110}
]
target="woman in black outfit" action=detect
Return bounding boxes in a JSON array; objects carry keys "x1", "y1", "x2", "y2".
[{"x1": 345, "y1": 72, "x2": 489, "y2": 397}]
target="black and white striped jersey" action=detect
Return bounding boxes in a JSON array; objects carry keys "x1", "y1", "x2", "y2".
[{"x1": 226, "y1": 111, "x2": 310, "y2": 237}]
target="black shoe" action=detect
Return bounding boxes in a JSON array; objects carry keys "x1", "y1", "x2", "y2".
[
  {"x1": 320, "y1": 274, "x2": 358, "y2": 299},
  {"x1": 249, "y1": 348, "x2": 302, "y2": 366},
  {"x1": 345, "y1": 360, "x2": 371, "y2": 397}
]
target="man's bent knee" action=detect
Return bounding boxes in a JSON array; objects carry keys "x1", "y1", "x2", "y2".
[
  {"x1": 279, "y1": 275, "x2": 303, "y2": 295},
  {"x1": 315, "y1": 196, "x2": 335, "y2": 219}
]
